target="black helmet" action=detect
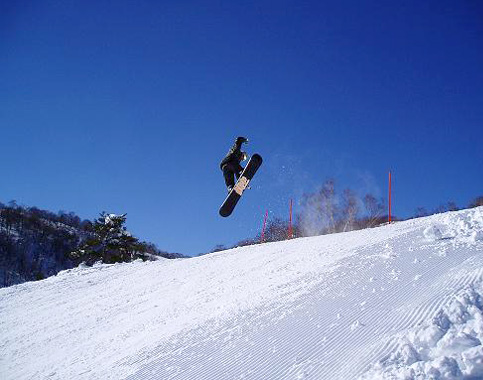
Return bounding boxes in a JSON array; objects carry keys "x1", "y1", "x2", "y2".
[{"x1": 236, "y1": 136, "x2": 248, "y2": 144}]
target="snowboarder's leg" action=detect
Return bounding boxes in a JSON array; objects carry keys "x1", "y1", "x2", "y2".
[
  {"x1": 222, "y1": 164, "x2": 235, "y2": 191},
  {"x1": 235, "y1": 163, "x2": 244, "y2": 180}
]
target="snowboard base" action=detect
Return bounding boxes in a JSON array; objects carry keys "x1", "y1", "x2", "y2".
[{"x1": 219, "y1": 154, "x2": 262, "y2": 217}]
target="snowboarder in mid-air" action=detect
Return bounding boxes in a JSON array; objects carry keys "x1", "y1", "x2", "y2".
[
  {"x1": 219, "y1": 136, "x2": 263, "y2": 217},
  {"x1": 220, "y1": 136, "x2": 249, "y2": 192}
]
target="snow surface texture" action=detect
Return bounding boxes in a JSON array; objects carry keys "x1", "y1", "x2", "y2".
[{"x1": 1, "y1": 207, "x2": 483, "y2": 380}]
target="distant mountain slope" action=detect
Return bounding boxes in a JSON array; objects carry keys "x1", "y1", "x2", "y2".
[{"x1": 1, "y1": 207, "x2": 482, "y2": 379}]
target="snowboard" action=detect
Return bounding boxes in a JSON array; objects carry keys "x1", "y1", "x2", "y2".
[{"x1": 219, "y1": 153, "x2": 263, "y2": 217}]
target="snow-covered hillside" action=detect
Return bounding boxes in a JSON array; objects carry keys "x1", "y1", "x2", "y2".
[{"x1": 2, "y1": 207, "x2": 483, "y2": 379}]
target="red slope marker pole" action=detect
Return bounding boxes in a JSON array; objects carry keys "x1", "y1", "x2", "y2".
[
  {"x1": 261, "y1": 209, "x2": 268, "y2": 243},
  {"x1": 288, "y1": 199, "x2": 293, "y2": 239},
  {"x1": 388, "y1": 171, "x2": 392, "y2": 223}
]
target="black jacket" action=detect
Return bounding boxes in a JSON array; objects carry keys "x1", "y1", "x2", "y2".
[{"x1": 220, "y1": 141, "x2": 245, "y2": 170}]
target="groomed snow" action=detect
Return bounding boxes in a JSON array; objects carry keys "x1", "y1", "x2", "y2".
[{"x1": 1, "y1": 207, "x2": 482, "y2": 379}]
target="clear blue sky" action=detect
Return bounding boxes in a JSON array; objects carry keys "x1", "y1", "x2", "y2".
[{"x1": 1, "y1": 1, "x2": 482, "y2": 255}]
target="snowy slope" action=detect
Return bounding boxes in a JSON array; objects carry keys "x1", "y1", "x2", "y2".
[{"x1": 1, "y1": 207, "x2": 483, "y2": 380}]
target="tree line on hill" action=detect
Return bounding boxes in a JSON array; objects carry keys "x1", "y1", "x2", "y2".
[
  {"x1": 211, "y1": 180, "x2": 483, "y2": 252},
  {"x1": 2, "y1": 189, "x2": 481, "y2": 285},
  {"x1": 0, "y1": 201, "x2": 183, "y2": 287}
]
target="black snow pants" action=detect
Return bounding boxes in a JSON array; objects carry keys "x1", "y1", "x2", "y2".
[{"x1": 222, "y1": 161, "x2": 244, "y2": 189}]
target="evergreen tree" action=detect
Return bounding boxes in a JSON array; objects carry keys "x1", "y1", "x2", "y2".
[{"x1": 70, "y1": 212, "x2": 141, "y2": 265}]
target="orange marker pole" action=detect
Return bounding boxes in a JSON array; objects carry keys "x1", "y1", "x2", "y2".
[
  {"x1": 388, "y1": 171, "x2": 392, "y2": 223},
  {"x1": 261, "y1": 209, "x2": 268, "y2": 243},
  {"x1": 288, "y1": 199, "x2": 293, "y2": 239}
]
